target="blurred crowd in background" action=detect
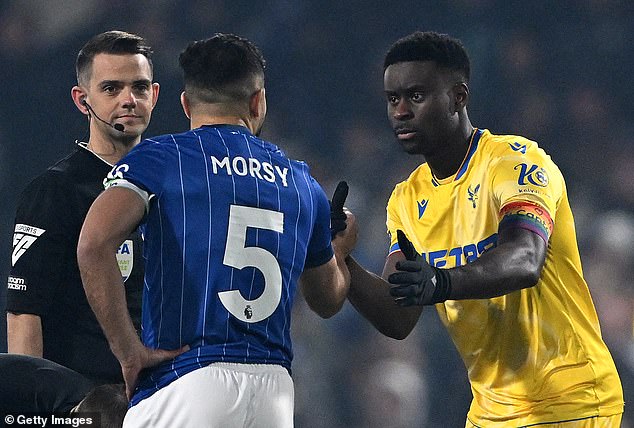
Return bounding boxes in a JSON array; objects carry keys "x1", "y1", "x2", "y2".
[{"x1": 0, "y1": 1, "x2": 632, "y2": 426}]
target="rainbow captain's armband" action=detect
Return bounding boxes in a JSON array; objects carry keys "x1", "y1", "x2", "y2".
[{"x1": 498, "y1": 202, "x2": 554, "y2": 243}]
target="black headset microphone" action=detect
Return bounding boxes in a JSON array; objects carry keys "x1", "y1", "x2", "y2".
[{"x1": 80, "y1": 99, "x2": 125, "y2": 132}]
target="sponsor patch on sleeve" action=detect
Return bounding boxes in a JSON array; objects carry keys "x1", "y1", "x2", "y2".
[
  {"x1": 7, "y1": 275, "x2": 27, "y2": 291},
  {"x1": 498, "y1": 202, "x2": 554, "y2": 243},
  {"x1": 12, "y1": 224, "x2": 46, "y2": 266}
]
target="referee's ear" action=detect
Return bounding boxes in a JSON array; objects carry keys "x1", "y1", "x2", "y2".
[
  {"x1": 71, "y1": 86, "x2": 89, "y2": 116},
  {"x1": 180, "y1": 91, "x2": 191, "y2": 119}
]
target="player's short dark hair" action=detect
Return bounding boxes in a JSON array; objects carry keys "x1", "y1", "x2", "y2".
[
  {"x1": 76, "y1": 30, "x2": 153, "y2": 85},
  {"x1": 72, "y1": 384, "x2": 127, "y2": 428},
  {"x1": 384, "y1": 31, "x2": 470, "y2": 81},
  {"x1": 179, "y1": 33, "x2": 266, "y2": 105}
]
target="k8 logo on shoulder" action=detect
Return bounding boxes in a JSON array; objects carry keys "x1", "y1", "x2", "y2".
[
  {"x1": 11, "y1": 224, "x2": 45, "y2": 266},
  {"x1": 515, "y1": 163, "x2": 549, "y2": 187}
]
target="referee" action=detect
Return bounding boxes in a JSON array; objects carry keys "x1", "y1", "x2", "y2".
[{"x1": 6, "y1": 31, "x2": 159, "y2": 385}]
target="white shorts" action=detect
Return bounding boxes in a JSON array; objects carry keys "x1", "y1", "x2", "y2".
[{"x1": 123, "y1": 362, "x2": 294, "y2": 428}]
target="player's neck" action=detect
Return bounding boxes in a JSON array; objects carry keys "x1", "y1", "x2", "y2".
[
  {"x1": 190, "y1": 115, "x2": 253, "y2": 134},
  {"x1": 428, "y1": 123, "x2": 475, "y2": 180}
]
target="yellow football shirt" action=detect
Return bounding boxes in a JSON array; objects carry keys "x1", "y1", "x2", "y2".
[{"x1": 386, "y1": 129, "x2": 623, "y2": 427}]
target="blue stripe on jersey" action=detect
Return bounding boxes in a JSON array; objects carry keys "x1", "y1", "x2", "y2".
[
  {"x1": 116, "y1": 125, "x2": 333, "y2": 407},
  {"x1": 455, "y1": 128, "x2": 483, "y2": 181},
  {"x1": 213, "y1": 128, "x2": 235, "y2": 364},
  {"x1": 264, "y1": 149, "x2": 281, "y2": 362},
  {"x1": 173, "y1": 135, "x2": 187, "y2": 349},
  {"x1": 195, "y1": 132, "x2": 213, "y2": 356}
]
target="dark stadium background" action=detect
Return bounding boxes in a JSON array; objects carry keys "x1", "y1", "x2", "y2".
[{"x1": 0, "y1": 1, "x2": 632, "y2": 426}]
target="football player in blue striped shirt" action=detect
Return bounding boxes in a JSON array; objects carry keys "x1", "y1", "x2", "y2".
[{"x1": 77, "y1": 33, "x2": 356, "y2": 427}]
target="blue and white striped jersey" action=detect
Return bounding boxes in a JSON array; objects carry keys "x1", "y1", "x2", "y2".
[{"x1": 104, "y1": 124, "x2": 334, "y2": 406}]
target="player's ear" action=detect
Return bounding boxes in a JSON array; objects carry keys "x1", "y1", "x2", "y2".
[
  {"x1": 249, "y1": 88, "x2": 266, "y2": 119},
  {"x1": 180, "y1": 91, "x2": 191, "y2": 119},
  {"x1": 453, "y1": 82, "x2": 469, "y2": 111}
]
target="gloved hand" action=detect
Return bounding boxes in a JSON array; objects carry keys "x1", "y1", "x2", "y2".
[
  {"x1": 330, "y1": 181, "x2": 349, "y2": 239},
  {"x1": 388, "y1": 230, "x2": 452, "y2": 306}
]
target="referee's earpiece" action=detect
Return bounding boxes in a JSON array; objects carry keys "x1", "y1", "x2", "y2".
[
  {"x1": 81, "y1": 98, "x2": 125, "y2": 132},
  {"x1": 80, "y1": 97, "x2": 89, "y2": 114}
]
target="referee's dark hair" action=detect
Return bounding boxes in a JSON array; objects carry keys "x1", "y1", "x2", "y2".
[
  {"x1": 72, "y1": 384, "x2": 127, "y2": 428},
  {"x1": 179, "y1": 33, "x2": 266, "y2": 106},
  {"x1": 384, "y1": 31, "x2": 470, "y2": 82},
  {"x1": 76, "y1": 30, "x2": 154, "y2": 85}
]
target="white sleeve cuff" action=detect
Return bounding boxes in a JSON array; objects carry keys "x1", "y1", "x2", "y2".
[{"x1": 105, "y1": 179, "x2": 151, "y2": 213}]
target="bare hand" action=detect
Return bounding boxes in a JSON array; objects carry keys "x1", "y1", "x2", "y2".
[
  {"x1": 333, "y1": 208, "x2": 358, "y2": 258},
  {"x1": 121, "y1": 344, "x2": 190, "y2": 399}
]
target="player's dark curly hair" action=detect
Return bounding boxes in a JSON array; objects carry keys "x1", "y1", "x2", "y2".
[
  {"x1": 76, "y1": 31, "x2": 153, "y2": 85},
  {"x1": 384, "y1": 31, "x2": 470, "y2": 81},
  {"x1": 179, "y1": 33, "x2": 266, "y2": 105}
]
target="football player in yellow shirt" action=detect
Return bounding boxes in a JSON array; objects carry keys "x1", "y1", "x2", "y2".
[{"x1": 341, "y1": 31, "x2": 624, "y2": 427}]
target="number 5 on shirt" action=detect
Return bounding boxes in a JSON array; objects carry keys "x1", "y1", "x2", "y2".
[{"x1": 219, "y1": 205, "x2": 284, "y2": 323}]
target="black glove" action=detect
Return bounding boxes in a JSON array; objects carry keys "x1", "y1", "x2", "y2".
[
  {"x1": 388, "y1": 230, "x2": 452, "y2": 306},
  {"x1": 330, "y1": 181, "x2": 349, "y2": 239}
]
